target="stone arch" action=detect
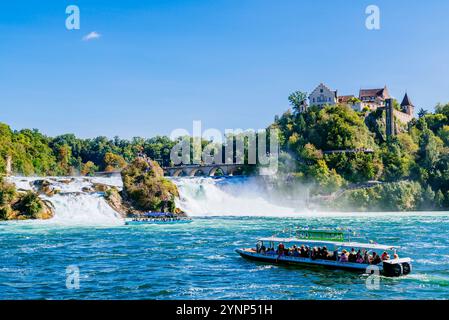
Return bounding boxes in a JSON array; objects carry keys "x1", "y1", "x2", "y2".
[
  {"x1": 172, "y1": 169, "x2": 186, "y2": 177},
  {"x1": 208, "y1": 167, "x2": 218, "y2": 176},
  {"x1": 189, "y1": 168, "x2": 205, "y2": 177},
  {"x1": 228, "y1": 166, "x2": 243, "y2": 176},
  {"x1": 209, "y1": 167, "x2": 225, "y2": 176}
]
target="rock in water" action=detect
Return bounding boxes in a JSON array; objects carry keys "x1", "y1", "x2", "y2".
[
  {"x1": 9, "y1": 191, "x2": 54, "y2": 220},
  {"x1": 104, "y1": 187, "x2": 126, "y2": 217},
  {"x1": 1, "y1": 177, "x2": 53, "y2": 220},
  {"x1": 32, "y1": 179, "x2": 59, "y2": 197},
  {"x1": 121, "y1": 158, "x2": 179, "y2": 213}
]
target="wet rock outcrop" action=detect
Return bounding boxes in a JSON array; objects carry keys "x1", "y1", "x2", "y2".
[
  {"x1": 103, "y1": 158, "x2": 185, "y2": 217},
  {"x1": 0, "y1": 178, "x2": 54, "y2": 220},
  {"x1": 32, "y1": 179, "x2": 60, "y2": 197}
]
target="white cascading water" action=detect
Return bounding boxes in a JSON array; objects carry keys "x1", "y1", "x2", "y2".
[
  {"x1": 6, "y1": 175, "x2": 431, "y2": 223},
  {"x1": 7, "y1": 175, "x2": 307, "y2": 224},
  {"x1": 173, "y1": 176, "x2": 304, "y2": 216},
  {"x1": 7, "y1": 176, "x2": 124, "y2": 226},
  {"x1": 48, "y1": 193, "x2": 123, "y2": 226}
]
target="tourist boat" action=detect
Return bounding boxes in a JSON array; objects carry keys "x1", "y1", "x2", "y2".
[
  {"x1": 236, "y1": 229, "x2": 412, "y2": 277},
  {"x1": 125, "y1": 212, "x2": 192, "y2": 225}
]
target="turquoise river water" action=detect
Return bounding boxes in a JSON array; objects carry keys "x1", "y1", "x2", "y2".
[{"x1": 1, "y1": 214, "x2": 449, "y2": 299}]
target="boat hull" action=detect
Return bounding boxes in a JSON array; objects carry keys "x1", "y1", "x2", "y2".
[
  {"x1": 125, "y1": 219, "x2": 192, "y2": 225},
  {"x1": 236, "y1": 248, "x2": 411, "y2": 277}
]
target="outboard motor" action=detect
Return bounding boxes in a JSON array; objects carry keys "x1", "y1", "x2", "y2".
[
  {"x1": 382, "y1": 261, "x2": 403, "y2": 277},
  {"x1": 401, "y1": 262, "x2": 412, "y2": 275}
]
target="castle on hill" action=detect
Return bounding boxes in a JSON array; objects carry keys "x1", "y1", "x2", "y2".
[{"x1": 305, "y1": 83, "x2": 415, "y2": 124}]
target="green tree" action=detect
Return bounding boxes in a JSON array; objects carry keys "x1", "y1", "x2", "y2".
[
  {"x1": 103, "y1": 152, "x2": 127, "y2": 172},
  {"x1": 81, "y1": 161, "x2": 98, "y2": 176},
  {"x1": 288, "y1": 91, "x2": 308, "y2": 114}
]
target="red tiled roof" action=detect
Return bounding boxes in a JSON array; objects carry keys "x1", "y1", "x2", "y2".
[
  {"x1": 359, "y1": 86, "x2": 390, "y2": 99},
  {"x1": 338, "y1": 95, "x2": 355, "y2": 103}
]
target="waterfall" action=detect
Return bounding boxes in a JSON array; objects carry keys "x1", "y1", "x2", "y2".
[
  {"x1": 172, "y1": 176, "x2": 305, "y2": 216},
  {"x1": 7, "y1": 176, "x2": 124, "y2": 226},
  {"x1": 6, "y1": 175, "x2": 311, "y2": 224}
]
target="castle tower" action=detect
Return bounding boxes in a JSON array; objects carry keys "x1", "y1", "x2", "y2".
[
  {"x1": 400, "y1": 92, "x2": 415, "y2": 116},
  {"x1": 385, "y1": 98, "x2": 396, "y2": 138}
]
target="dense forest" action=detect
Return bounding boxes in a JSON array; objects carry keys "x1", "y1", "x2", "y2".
[{"x1": 0, "y1": 124, "x2": 177, "y2": 176}]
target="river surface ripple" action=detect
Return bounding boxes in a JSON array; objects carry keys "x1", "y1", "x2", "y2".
[{"x1": 1, "y1": 215, "x2": 448, "y2": 299}]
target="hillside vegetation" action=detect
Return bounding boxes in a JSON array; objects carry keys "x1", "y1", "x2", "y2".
[
  {"x1": 271, "y1": 101, "x2": 449, "y2": 210},
  {"x1": 1, "y1": 98, "x2": 449, "y2": 212}
]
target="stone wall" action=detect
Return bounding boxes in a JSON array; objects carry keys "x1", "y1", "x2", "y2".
[{"x1": 393, "y1": 109, "x2": 414, "y2": 124}]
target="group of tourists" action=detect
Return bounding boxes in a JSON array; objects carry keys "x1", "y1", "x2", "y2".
[
  {"x1": 131, "y1": 217, "x2": 184, "y2": 222},
  {"x1": 256, "y1": 243, "x2": 397, "y2": 265}
]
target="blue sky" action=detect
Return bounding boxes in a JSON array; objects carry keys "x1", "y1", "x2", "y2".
[{"x1": 1, "y1": 0, "x2": 448, "y2": 139}]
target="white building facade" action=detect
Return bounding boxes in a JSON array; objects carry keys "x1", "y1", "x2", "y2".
[{"x1": 308, "y1": 83, "x2": 337, "y2": 107}]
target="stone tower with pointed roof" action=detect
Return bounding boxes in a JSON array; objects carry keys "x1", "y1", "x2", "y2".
[{"x1": 401, "y1": 92, "x2": 414, "y2": 116}]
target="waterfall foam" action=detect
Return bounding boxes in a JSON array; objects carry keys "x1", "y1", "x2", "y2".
[
  {"x1": 173, "y1": 176, "x2": 303, "y2": 216},
  {"x1": 6, "y1": 176, "x2": 439, "y2": 221},
  {"x1": 48, "y1": 193, "x2": 123, "y2": 226},
  {"x1": 7, "y1": 176, "x2": 124, "y2": 226}
]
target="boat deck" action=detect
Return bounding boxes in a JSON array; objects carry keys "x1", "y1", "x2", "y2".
[
  {"x1": 125, "y1": 219, "x2": 192, "y2": 225},
  {"x1": 236, "y1": 248, "x2": 410, "y2": 272}
]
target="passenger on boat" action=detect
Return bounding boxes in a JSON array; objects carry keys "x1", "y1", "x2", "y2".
[
  {"x1": 333, "y1": 249, "x2": 339, "y2": 261},
  {"x1": 393, "y1": 253, "x2": 399, "y2": 259},
  {"x1": 381, "y1": 251, "x2": 390, "y2": 261},
  {"x1": 277, "y1": 243, "x2": 285, "y2": 256},
  {"x1": 322, "y1": 246, "x2": 329, "y2": 259},
  {"x1": 348, "y1": 248, "x2": 357, "y2": 262},
  {"x1": 356, "y1": 251, "x2": 364, "y2": 263},
  {"x1": 292, "y1": 247, "x2": 300, "y2": 257},
  {"x1": 299, "y1": 245, "x2": 307, "y2": 257},
  {"x1": 311, "y1": 247, "x2": 318, "y2": 260},
  {"x1": 339, "y1": 249, "x2": 349, "y2": 262},
  {"x1": 371, "y1": 252, "x2": 381, "y2": 265},
  {"x1": 363, "y1": 250, "x2": 370, "y2": 264},
  {"x1": 290, "y1": 245, "x2": 298, "y2": 256},
  {"x1": 260, "y1": 244, "x2": 266, "y2": 254}
]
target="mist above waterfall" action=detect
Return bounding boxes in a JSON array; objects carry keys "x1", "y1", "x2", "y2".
[
  {"x1": 7, "y1": 175, "x2": 311, "y2": 222},
  {"x1": 173, "y1": 176, "x2": 309, "y2": 216},
  {"x1": 5, "y1": 176, "x2": 437, "y2": 224}
]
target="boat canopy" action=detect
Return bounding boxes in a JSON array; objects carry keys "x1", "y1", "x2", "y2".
[
  {"x1": 257, "y1": 236, "x2": 399, "y2": 251},
  {"x1": 296, "y1": 229, "x2": 345, "y2": 242},
  {"x1": 142, "y1": 212, "x2": 175, "y2": 217}
]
